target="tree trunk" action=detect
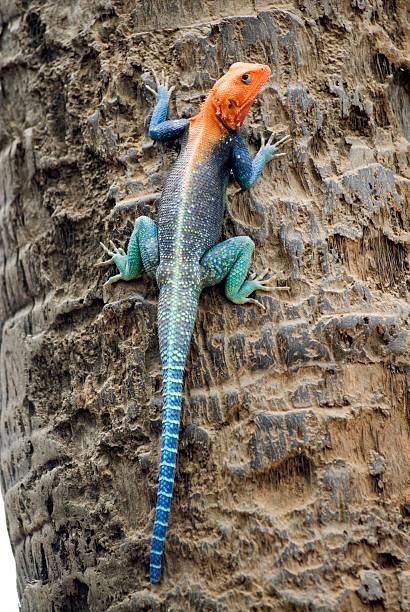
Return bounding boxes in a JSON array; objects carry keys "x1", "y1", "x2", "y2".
[{"x1": 1, "y1": 1, "x2": 409, "y2": 610}]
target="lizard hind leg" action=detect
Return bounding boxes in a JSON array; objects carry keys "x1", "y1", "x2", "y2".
[
  {"x1": 200, "y1": 236, "x2": 282, "y2": 309},
  {"x1": 97, "y1": 216, "x2": 159, "y2": 286}
]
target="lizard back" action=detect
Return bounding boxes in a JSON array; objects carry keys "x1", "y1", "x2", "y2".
[
  {"x1": 157, "y1": 118, "x2": 232, "y2": 275},
  {"x1": 151, "y1": 117, "x2": 233, "y2": 582}
]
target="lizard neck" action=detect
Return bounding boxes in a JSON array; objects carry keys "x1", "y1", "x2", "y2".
[{"x1": 188, "y1": 96, "x2": 229, "y2": 154}]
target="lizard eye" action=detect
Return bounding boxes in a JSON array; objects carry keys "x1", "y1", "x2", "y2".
[{"x1": 241, "y1": 73, "x2": 252, "y2": 84}]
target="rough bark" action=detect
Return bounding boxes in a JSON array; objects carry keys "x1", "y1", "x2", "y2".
[{"x1": 0, "y1": 0, "x2": 409, "y2": 610}]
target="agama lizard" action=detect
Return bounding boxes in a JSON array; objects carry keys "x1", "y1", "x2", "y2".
[{"x1": 98, "y1": 62, "x2": 290, "y2": 583}]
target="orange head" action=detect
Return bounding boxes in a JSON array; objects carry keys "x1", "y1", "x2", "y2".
[{"x1": 207, "y1": 62, "x2": 271, "y2": 130}]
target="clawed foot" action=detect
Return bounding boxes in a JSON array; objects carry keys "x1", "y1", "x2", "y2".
[
  {"x1": 248, "y1": 269, "x2": 290, "y2": 292},
  {"x1": 145, "y1": 69, "x2": 175, "y2": 98},
  {"x1": 248, "y1": 270, "x2": 290, "y2": 309},
  {"x1": 260, "y1": 133, "x2": 292, "y2": 160},
  {"x1": 241, "y1": 297, "x2": 267, "y2": 311},
  {"x1": 237, "y1": 270, "x2": 290, "y2": 310},
  {"x1": 95, "y1": 241, "x2": 126, "y2": 267},
  {"x1": 95, "y1": 241, "x2": 127, "y2": 286}
]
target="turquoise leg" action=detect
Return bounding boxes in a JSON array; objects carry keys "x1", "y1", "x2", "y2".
[
  {"x1": 97, "y1": 216, "x2": 159, "y2": 285},
  {"x1": 200, "y1": 236, "x2": 281, "y2": 308}
]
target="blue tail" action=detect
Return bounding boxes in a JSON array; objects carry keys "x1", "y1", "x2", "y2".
[{"x1": 149, "y1": 280, "x2": 199, "y2": 582}]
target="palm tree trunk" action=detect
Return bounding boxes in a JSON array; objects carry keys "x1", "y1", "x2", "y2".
[{"x1": 0, "y1": 1, "x2": 409, "y2": 610}]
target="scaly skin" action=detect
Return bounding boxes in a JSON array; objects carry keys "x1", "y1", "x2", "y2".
[{"x1": 98, "y1": 63, "x2": 291, "y2": 583}]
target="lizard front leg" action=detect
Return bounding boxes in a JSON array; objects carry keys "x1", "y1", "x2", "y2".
[
  {"x1": 200, "y1": 236, "x2": 288, "y2": 309},
  {"x1": 231, "y1": 132, "x2": 291, "y2": 189},
  {"x1": 97, "y1": 215, "x2": 159, "y2": 285},
  {"x1": 146, "y1": 69, "x2": 188, "y2": 142}
]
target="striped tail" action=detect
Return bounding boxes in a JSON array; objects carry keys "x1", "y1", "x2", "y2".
[{"x1": 149, "y1": 280, "x2": 200, "y2": 583}]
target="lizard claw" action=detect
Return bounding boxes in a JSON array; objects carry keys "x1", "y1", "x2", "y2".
[
  {"x1": 267, "y1": 133, "x2": 292, "y2": 148},
  {"x1": 96, "y1": 241, "x2": 119, "y2": 268},
  {"x1": 243, "y1": 297, "x2": 266, "y2": 311},
  {"x1": 109, "y1": 240, "x2": 126, "y2": 255},
  {"x1": 103, "y1": 273, "x2": 123, "y2": 286},
  {"x1": 251, "y1": 268, "x2": 270, "y2": 282},
  {"x1": 257, "y1": 280, "x2": 290, "y2": 292},
  {"x1": 100, "y1": 241, "x2": 115, "y2": 257},
  {"x1": 258, "y1": 132, "x2": 292, "y2": 162},
  {"x1": 152, "y1": 67, "x2": 160, "y2": 87},
  {"x1": 248, "y1": 269, "x2": 271, "y2": 283},
  {"x1": 249, "y1": 269, "x2": 290, "y2": 292},
  {"x1": 145, "y1": 84, "x2": 157, "y2": 96},
  {"x1": 95, "y1": 258, "x2": 113, "y2": 268},
  {"x1": 146, "y1": 68, "x2": 175, "y2": 98}
]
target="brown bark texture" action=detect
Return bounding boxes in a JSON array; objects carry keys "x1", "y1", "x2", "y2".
[{"x1": 0, "y1": 0, "x2": 409, "y2": 610}]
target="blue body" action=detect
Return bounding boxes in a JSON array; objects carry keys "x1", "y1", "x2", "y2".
[
  {"x1": 99, "y1": 83, "x2": 282, "y2": 583},
  {"x1": 148, "y1": 88, "x2": 274, "y2": 582}
]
